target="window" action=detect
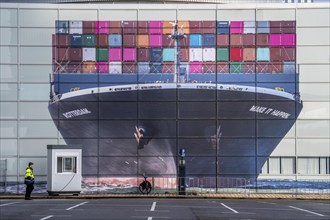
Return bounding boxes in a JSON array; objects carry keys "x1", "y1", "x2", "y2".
[
  {"x1": 298, "y1": 158, "x2": 319, "y2": 174},
  {"x1": 261, "y1": 157, "x2": 296, "y2": 175},
  {"x1": 57, "y1": 157, "x2": 77, "y2": 173}
]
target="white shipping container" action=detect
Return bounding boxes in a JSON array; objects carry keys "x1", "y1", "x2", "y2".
[
  {"x1": 203, "y1": 48, "x2": 216, "y2": 61},
  {"x1": 69, "y1": 21, "x2": 83, "y2": 34},
  {"x1": 82, "y1": 48, "x2": 96, "y2": 61},
  {"x1": 244, "y1": 21, "x2": 256, "y2": 34},
  {"x1": 109, "y1": 62, "x2": 122, "y2": 74},
  {"x1": 189, "y1": 48, "x2": 203, "y2": 62}
]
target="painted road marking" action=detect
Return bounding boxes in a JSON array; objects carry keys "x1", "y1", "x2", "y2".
[
  {"x1": 131, "y1": 216, "x2": 170, "y2": 219},
  {"x1": 289, "y1": 206, "x2": 325, "y2": 217},
  {"x1": 221, "y1": 203, "x2": 239, "y2": 214},
  {"x1": 66, "y1": 201, "x2": 88, "y2": 210},
  {"x1": 150, "y1": 202, "x2": 156, "y2": 211},
  {"x1": 0, "y1": 202, "x2": 19, "y2": 207},
  {"x1": 39, "y1": 215, "x2": 53, "y2": 220}
]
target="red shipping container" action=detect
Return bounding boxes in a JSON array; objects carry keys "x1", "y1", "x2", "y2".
[
  {"x1": 243, "y1": 62, "x2": 256, "y2": 74},
  {"x1": 189, "y1": 62, "x2": 202, "y2": 73},
  {"x1": 82, "y1": 61, "x2": 96, "y2": 73},
  {"x1": 230, "y1": 35, "x2": 243, "y2": 46},
  {"x1": 122, "y1": 62, "x2": 137, "y2": 74},
  {"x1": 189, "y1": 21, "x2": 203, "y2": 34},
  {"x1": 138, "y1": 21, "x2": 148, "y2": 34},
  {"x1": 149, "y1": 21, "x2": 162, "y2": 35},
  {"x1": 69, "y1": 48, "x2": 82, "y2": 61},
  {"x1": 123, "y1": 48, "x2": 136, "y2": 61},
  {"x1": 83, "y1": 21, "x2": 96, "y2": 34},
  {"x1": 270, "y1": 48, "x2": 282, "y2": 61},
  {"x1": 96, "y1": 21, "x2": 109, "y2": 34},
  {"x1": 230, "y1": 48, "x2": 243, "y2": 61},
  {"x1": 256, "y1": 62, "x2": 269, "y2": 73},
  {"x1": 180, "y1": 35, "x2": 189, "y2": 47},
  {"x1": 162, "y1": 62, "x2": 175, "y2": 73},
  {"x1": 230, "y1": 21, "x2": 244, "y2": 34},
  {"x1": 281, "y1": 21, "x2": 296, "y2": 34},
  {"x1": 149, "y1": 35, "x2": 162, "y2": 47},
  {"x1": 257, "y1": 34, "x2": 269, "y2": 46},
  {"x1": 66, "y1": 61, "x2": 82, "y2": 73},
  {"x1": 180, "y1": 48, "x2": 189, "y2": 62},
  {"x1": 122, "y1": 21, "x2": 137, "y2": 34},
  {"x1": 56, "y1": 48, "x2": 69, "y2": 61},
  {"x1": 217, "y1": 35, "x2": 229, "y2": 46},
  {"x1": 108, "y1": 48, "x2": 122, "y2": 61},
  {"x1": 217, "y1": 62, "x2": 229, "y2": 74},
  {"x1": 55, "y1": 34, "x2": 70, "y2": 47},
  {"x1": 96, "y1": 62, "x2": 109, "y2": 73},
  {"x1": 269, "y1": 62, "x2": 283, "y2": 73},
  {"x1": 97, "y1": 34, "x2": 108, "y2": 47},
  {"x1": 123, "y1": 34, "x2": 136, "y2": 47},
  {"x1": 163, "y1": 35, "x2": 175, "y2": 47},
  {"x1": 202, "y1": 62, "x2": 216, "y2": 73},
  {"x1": 270, "y1": 21, "x2": 281, "y2": 34},
  {"x1": 202, "y1": 21, "x2": 216, "y2": 34},
  {"x1": 281, "y1": 48, "x2": 295, "y2": 61},
  {"x1": 109, "y1": 21, "x2": 122, "y2": 34},
  {"x1": 243, "y1": 34, "x2": 255, "y2": 46},
  {"x1": 137, "y1": 48, "x2": 150, "y2": 62}
]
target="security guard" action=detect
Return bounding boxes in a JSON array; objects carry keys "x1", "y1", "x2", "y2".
[{"x1": 24, "y1": 162, "x2": 35, "y2": 200}]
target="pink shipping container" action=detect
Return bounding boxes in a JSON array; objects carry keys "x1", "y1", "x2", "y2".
[
  {"x1": 123, "y1": 48, "x2": 136, "y2": 61},
  {"x1": 149, "y1": 35, "x2": 162, "y2": 47},
  {"x1": 149, "y1": 21, "x2": 163, "y2": 35},
  {"x1": 108, "y1": 48, "x2": 122, "y2": 61},
  {"x1": 189, "y1": 62, "x2": 203, "y2": 73},
  {"x1": 96, "y1": 62, "x2": 109, "y2": 73},
  {"x1": 270, "y1": 34, "x2": 281, "y2": 46},
  {"x1": 96, "y1": 21, "x2": 109, "y2": 34},
  {"x1": 230, "y1": 21, "x2": 244, "y2": 34},
  {"x1": 281, "y1": 34, "x2": 296, "y2": 46}
]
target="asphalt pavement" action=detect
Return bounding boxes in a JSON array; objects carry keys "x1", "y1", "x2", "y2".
[{"x1": 1, "y1": 198, "x2": 329, "y2": 220}]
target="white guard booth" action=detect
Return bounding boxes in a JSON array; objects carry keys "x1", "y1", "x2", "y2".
[{"x1": 47, "y1": 145, "x2": 82, "y2": 196}]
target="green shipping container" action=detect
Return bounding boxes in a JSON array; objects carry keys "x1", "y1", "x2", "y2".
[
  {"x1": 82, "y1": 34, "x2": 96, "y2": 47},
  {"x1": 230, "y1": 62, "x2": 243, "y2": 73},
  {"x1": 217, "y1": 48, "x2": 229, "y2": 61},
  {"x1": 96, "y1": 48, "x2": 108, "y2": 61}
]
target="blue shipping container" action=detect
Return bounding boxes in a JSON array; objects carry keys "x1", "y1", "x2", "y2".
[
  {"x1": 283, "y1": 61, "x2": 295, "y2": 74},
  {"x1": 56, "y1": 20, "x2": 69, "y2": 34},
  {"x1": 70, "y1": 34, "x2": 82, "y2": 47},
  {"x1": 179, "y1": 62, "x2": 189, "y2": 76},
  {"x1": 257, "y1": 21, "x2": 270, "y2": 34},
  {"x1": 203, "y1": 34, "x2": 216, "y2": 47},
  {"x1": 150, "y1": 48, "x2": 162, "y2": 62},
  {"x1": 189, "y1": 34, "x2": 202, "y2": 48},
  {"x1": 217, "y1": 21, "x2": 229, "y2": 34},
  {"x1": 109, "y1": 34, "x2": 122, "y2": 47},
  {"x1": 138, "y1": 62, "x2": 150, "y2": 74},
  {"x1": 150, "y1": 63, "x2": 162, "y2": 73},
  {"x1": 257, "y1": 48, "x2": 270, "y2": 61},
  {"x1": 162, "y1": 48, "x2": 175, "y2": 62}
]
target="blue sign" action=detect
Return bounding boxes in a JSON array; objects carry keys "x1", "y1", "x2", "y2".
[{"x1": 179, "y1": 148, "x2": 186, "y2": 157}]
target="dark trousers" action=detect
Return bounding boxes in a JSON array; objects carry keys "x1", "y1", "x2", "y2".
[{"x1": 25, "y1": 184, "x2": 34, "y2": 199}]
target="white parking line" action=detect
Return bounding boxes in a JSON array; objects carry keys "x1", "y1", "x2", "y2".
[
  {"x1": 39, "y1": 215, "x2": 53, "y2": 220},
  {"x1": 220, "y1": 203, "x2": 239, "y2": 214},
  {"x1": 0, "y1": 202, "x2": 19, "y2": 207},
  {"x1": 150, "y1": 202, "x2": 156, "y2": 211},
  {"x1": 66, "y1": 201, "x2": 88, "y2": 210},
  {"x1": 289, "y1": 206, "x2": 325, "y2": 217}
]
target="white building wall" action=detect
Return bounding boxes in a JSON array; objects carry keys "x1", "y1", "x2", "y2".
[{"x1": 0, "y1": 3, "x2": 329, "y2": 183}]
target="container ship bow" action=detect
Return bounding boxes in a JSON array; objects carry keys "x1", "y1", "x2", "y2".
[{"x1": 49, "y1": 20, "x2": 302, "y2": 180}]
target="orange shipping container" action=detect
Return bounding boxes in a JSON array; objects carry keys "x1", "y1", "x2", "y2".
[
  {"x1": 163, "y1": 21, "x2": 173, "y2": 35},
  {"x1": 137, "y1": 35, "x2": 149, "y2": 48},
  {"x1": 83, "y1": 61, "x2": 96, "y2": 73},
  {"x1": 178, "y1": 21, "x2": 190, "y2": 34},
  {"x1": 243, "y1": 48, "x2": 256, "y2": 61}
]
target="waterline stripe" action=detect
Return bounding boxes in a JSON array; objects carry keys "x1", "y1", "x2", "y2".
[
  {"x1": 289, "y1": 206, "x2": 325, "y2": 217},
  {"x1": 221, "y1": 203, "x2": 239, "y2": 214},
  {"x1": 66, "y1": 201, "x2": 88, "y2": 210}
]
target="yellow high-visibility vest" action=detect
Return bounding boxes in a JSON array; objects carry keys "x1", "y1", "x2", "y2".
[{"x1": 25, "y1": 168, "x2": 34, "y2": 179}]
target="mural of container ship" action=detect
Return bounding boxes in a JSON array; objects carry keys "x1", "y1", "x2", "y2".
[{"x1": 49, "y1": 20, "x2": 302, "y2": 180}]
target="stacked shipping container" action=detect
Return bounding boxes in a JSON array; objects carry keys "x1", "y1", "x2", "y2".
[{"x1": 53, "y1": 20, "x2": 296, "y2": 74}]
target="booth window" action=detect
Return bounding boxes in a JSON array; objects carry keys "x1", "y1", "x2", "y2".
[{"x1": 57, "y1": 157, "x2": 77, "y2": 173}]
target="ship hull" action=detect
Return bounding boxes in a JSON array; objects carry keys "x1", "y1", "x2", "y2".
[{"x1": 49, "y1": 83, "x2": 302, "y2": 179}]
